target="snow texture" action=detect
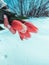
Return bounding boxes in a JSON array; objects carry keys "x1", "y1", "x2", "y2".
[{"x1": 0, "y1": 17, "x2": 49, "y2": 65}]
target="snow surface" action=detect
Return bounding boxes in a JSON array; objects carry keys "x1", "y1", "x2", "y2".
[{"x1": 0, "y1": 17, "x2": 49, "y2": 65}]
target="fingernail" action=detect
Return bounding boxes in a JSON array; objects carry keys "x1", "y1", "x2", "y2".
[{"x1": 4, "y1": 15, "x2": 7, "y2": 18}]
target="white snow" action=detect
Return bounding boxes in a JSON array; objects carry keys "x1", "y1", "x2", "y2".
[{"x1": 0, "y1": 17, "x2": 49, "y2": 65}]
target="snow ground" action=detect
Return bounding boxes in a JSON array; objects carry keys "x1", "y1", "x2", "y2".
[{"x1": 0, "y1": 17, "x2": 49, "y2": 65}]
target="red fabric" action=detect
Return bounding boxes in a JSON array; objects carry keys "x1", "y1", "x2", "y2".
[
  {"x1": 11, "y1": 20, "x2": 23, "y2": 31},
  {"x1": 24, "y1": 22, "x2": 38, "y2": 33},
  {"x1": 11, "y1": 20, "x2": 38, "y2": 40},
  {"x1": 19, "y1": 30, "x2": 31, "y2": 40}
]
